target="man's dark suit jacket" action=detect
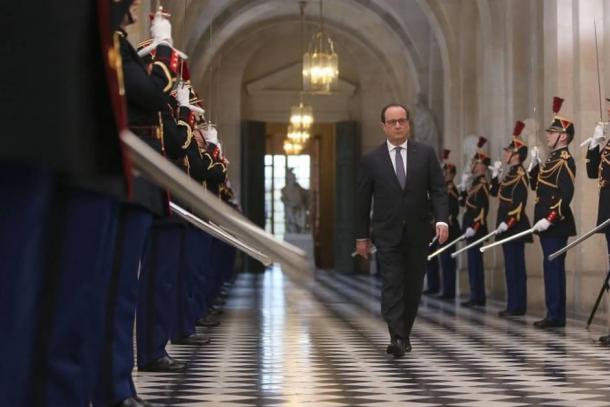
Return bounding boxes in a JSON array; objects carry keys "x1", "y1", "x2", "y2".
[{"x1": 356, "y1": 140, "x2": 449, "y2": 247}]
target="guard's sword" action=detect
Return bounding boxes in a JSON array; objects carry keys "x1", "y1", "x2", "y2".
[
  {"x1": 451, "y1": 229, "x2": 498, "y2": 258},
  {"x1": 479, "y1": 227, "x2": 536, "y2": 253},
  {"x1": 427, "y1": 234, "x2": 466, "y2": 261},
  {"x1": 121, "y1": 131, "x2": 309, "y2": 275},
  {"x1": 169, "y1": 202, "x2": 272, "y2": 266},
  {"x1": 548, "y1": 217, "x2": 610, "y2": 261}
]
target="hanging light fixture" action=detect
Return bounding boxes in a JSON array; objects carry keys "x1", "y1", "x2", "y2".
[
  {"x1": 302, "y1": 0, "x2": 338, "y2": 94},
  {"x1": 284, "y1": 1, "x2": 313, "y2": 155},
  {"x1": 290, "y1": 101, "x2": 313, "y2": 129},
  {"x1": 283, "y1": 138, "x2": 304, "y2": 155},
  {"x1": 287, "y1": 124, "x2": 310, "y2": 144}
]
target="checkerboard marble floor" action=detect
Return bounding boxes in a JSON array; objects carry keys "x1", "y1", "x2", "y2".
[{"x1": 134, "y1": 267, "x2": 610, "y2": 406}]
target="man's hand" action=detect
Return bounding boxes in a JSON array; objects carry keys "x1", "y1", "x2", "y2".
[
  {"x1": 464, "y1": 227, "x2": 476, "y2": 239},
  {"x1": 175, "y1": 85, "x2": 190, "y2": 107},
  {"x1": 490, "y1": 160, "x2": 503, "y2": 179},
  {"x1": 436, "y1": 224, "x2": 449, "y2": 245},
  {"x1": 533, "y1": 218, "x2": 552, "y2": 232},
  {"x1": 496, "y1": 221, "x2": 509, "y2": 233},
  {"x1": 355, "y1": 239, "x2": 370, "y2": 259},
  {"x1": 457, "y1": 172, "x2": 470, "y2": 192},
  {"x1": 590, "y1": 122, "x2": 606, "y2": 150},
  {"x1": 527, "y1": 146, "x2": 541, "y2": 172},
  {"x1": 151, "y1": 12, "x2": 173, "y2": 46}
]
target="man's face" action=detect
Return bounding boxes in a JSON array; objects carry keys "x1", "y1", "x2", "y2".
[
  {"x1": 502, "y1": 148, "x2": 512, "y2": 164},
  {"x1": 443, "y1": 169, "x2": 455, "y2": 183},
  {"x1": 381, "y1": 106, "x2": 410, "y2": 145},
  {"x1": 471, "y1": 161, "x2": 486, "y2": 175},
  {"x1": 545, "y1": 130, "x2": 564, "y2": 148},
  {"x1": 128, "y1": 0, "x2": 141, "y2": 24}
]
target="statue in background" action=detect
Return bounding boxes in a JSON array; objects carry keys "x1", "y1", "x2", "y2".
[
  {"x1": 281, "y1": 168, "x2": 310, "y2": 233},
  {"x1": 413, "y1": 93, "x2": 441, "y2": 156}
]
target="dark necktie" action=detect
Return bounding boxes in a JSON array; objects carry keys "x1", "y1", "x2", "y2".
[{"x1": 395, "y1": 147, "x2": 406, "y2": 189}]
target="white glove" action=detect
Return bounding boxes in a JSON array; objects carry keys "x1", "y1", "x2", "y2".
[
  {"x1": 589, "y1": 122, "x2": 606, "y2": 150},
  {"x1": 189, "y1": 104, "x2": 205, "y2": 115},
  {"x1": 527, "y1": 146, "x2": 541, "y2": 172},
  {"x1": 203, "y1": 126, "x2": 219, "y2": 145},
  {"x1": 175, "y1": 86, "x2": 190, "y2": 107},
  {"x1": 533, "y1": 218, "x2": 552, "y2": 232},
  {"x1": 464, "y1": 227, "x2": 476, "y2": 238},
  {"x1": 491, "y1": 160, "x2": 503, "y2": 179},
  {"x1": 151, "y1": 13, "x2": 173, "y2": 46},
  {"x1": 458, "y1": 173, "x2": 470, "y2": 192},
  {"x1": 496, "y1": 222, "x2": 508, "y2": 233}
]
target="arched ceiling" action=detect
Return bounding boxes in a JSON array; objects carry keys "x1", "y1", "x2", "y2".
[{"x1": 167, "y1": 0, "x2": 448, "y2": 96}]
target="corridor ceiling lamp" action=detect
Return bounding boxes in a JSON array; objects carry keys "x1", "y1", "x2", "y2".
[
  {"x1": 302, "y1": 0, "x2": 339, "y2": 94},
  {"x1": 287, "y1": 124, "x2": 310, "y2": 144},
  {"x1": 283, "y1": 138, "x2": 304, "y2": 155},
  {"x1": 289, "y1": 100, "x2": 314, "y2": 130}
]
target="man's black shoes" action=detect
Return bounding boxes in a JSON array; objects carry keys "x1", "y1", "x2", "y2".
[
  {"x1": 422, "y1": 289, "x2": 438, "y2": 295},
  {"x1": 599, "y1": 335, "x2": 610, "y2": 345},
  {"x1": 386, "y1": 337, "x2": 411, "y2": 358},
  {"x1": 171, "y1": 333, "x2": 211, "y2": 345},
  {"x1": 461, "y1": 300, "x2": 485, "y2": 307},
  {"x1": 533, "y1": 318, "x2": 565, "y2": 328},
  {"x1": 139, "y1": 355, "x2": 187, "y2": 372}
]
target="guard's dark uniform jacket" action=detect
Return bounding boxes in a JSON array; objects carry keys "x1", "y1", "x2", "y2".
[
  {"x1": 446, "y1": 181, "x2": 461, "y2": 240},
  {"x1": 586, "y1": 142, "x2": 610, "y2": 231},
  {"x1": 460, "y1": 175, "x2": 489, "y2": 240},
  {"x1": 490, "y1": 165, "x2": 533, "y2": 242},
  {"x1": 530, "y1": 147, "x2": 576, "y2": 237},
  {"x1": 120, "y1": 29, "x2": 176, "y2": 215},
  {"x1": 203, "y1": 142, "x2": 227, "y2": 195}
]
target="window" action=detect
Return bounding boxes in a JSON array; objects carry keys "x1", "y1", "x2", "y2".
[{"x1": 264, "y1": 154, "x2": 310, "y2": 240}]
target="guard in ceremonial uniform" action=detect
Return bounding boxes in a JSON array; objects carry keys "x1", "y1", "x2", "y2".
[
  {"x1": 94, "y1": 4, "x2": 185, "y2": 407},
  {"x1": 1, "y1": 1, "x2": 129, "y2": 406},
  {"x1": 202, "y1": 125, "x2": 229, "y2": 196},
  {"x1": 166, "y1": 82, "x2": 213, "y2": 346},
  {"x1": 460, "y1": 137, "x2": 490, "y2": 307},
  {"x1": 529, "y1": 97, "x2": 576, "y2": 329},
  {"x1": 586, "y1": 98, "x2": 610, "y2": 343},
  {"x1": 490, "y1": 121, "x2": 532, "y2": 317},
  {"x1": 439, "y1": 150, "x2": 460, "y2": 299}
]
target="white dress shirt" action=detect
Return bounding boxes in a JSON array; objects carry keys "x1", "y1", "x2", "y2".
[{"x1": 385, "y1": 138, "x2": 448, "y2": 230}]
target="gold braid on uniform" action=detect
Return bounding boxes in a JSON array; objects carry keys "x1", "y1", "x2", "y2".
[
  {"x1": 508, "y1": 202, "x2": 523, "y2": 221},
  {"x1": 600, "y1": 144, "x2": 610, "y2": 188},
  {"x1": 177, "y1": 120, "x2": 193, "y2": 149}
]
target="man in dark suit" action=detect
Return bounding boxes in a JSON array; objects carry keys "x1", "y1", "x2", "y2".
[{"x1": 355, "y1": 103, "x2": 449, "y2": 358}]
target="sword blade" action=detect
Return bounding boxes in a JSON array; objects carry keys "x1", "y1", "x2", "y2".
[
  {"x1": 170, "y1": 202, "x2": 272, "y2": 266},
  {"x1": 479, "y1": 227, "x2": 536, "y2": 252},
  {"x1": 451, "y1": 230, "x2": 498, "y2": 258},
  {"x1": 121, "y1": 131, "x2": 309, "y2": 275},
  {"x1": 427, "y1": 234, "x2": 466, "y2": 261},
  {"x1": 548, "y1": 218, "x2": 610, "y2": 261}
]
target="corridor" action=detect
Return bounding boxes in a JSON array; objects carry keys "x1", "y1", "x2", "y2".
[{"x1": 134, "y1": 268, "x2": 610, "y2": 406}]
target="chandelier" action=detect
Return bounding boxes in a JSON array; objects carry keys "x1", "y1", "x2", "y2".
[
  {"x1": 302, "y1": 0, "x2": 338, "y2": 94},
  {"x1": 290, "y1": 101, "x2": 313, "y2": 130},
  {"x1": 283, "y1": 138, "x2": 304, "y2": 155},
  {"x1": 284, "y1": 2, "x2": 314, "y2": 155}
]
